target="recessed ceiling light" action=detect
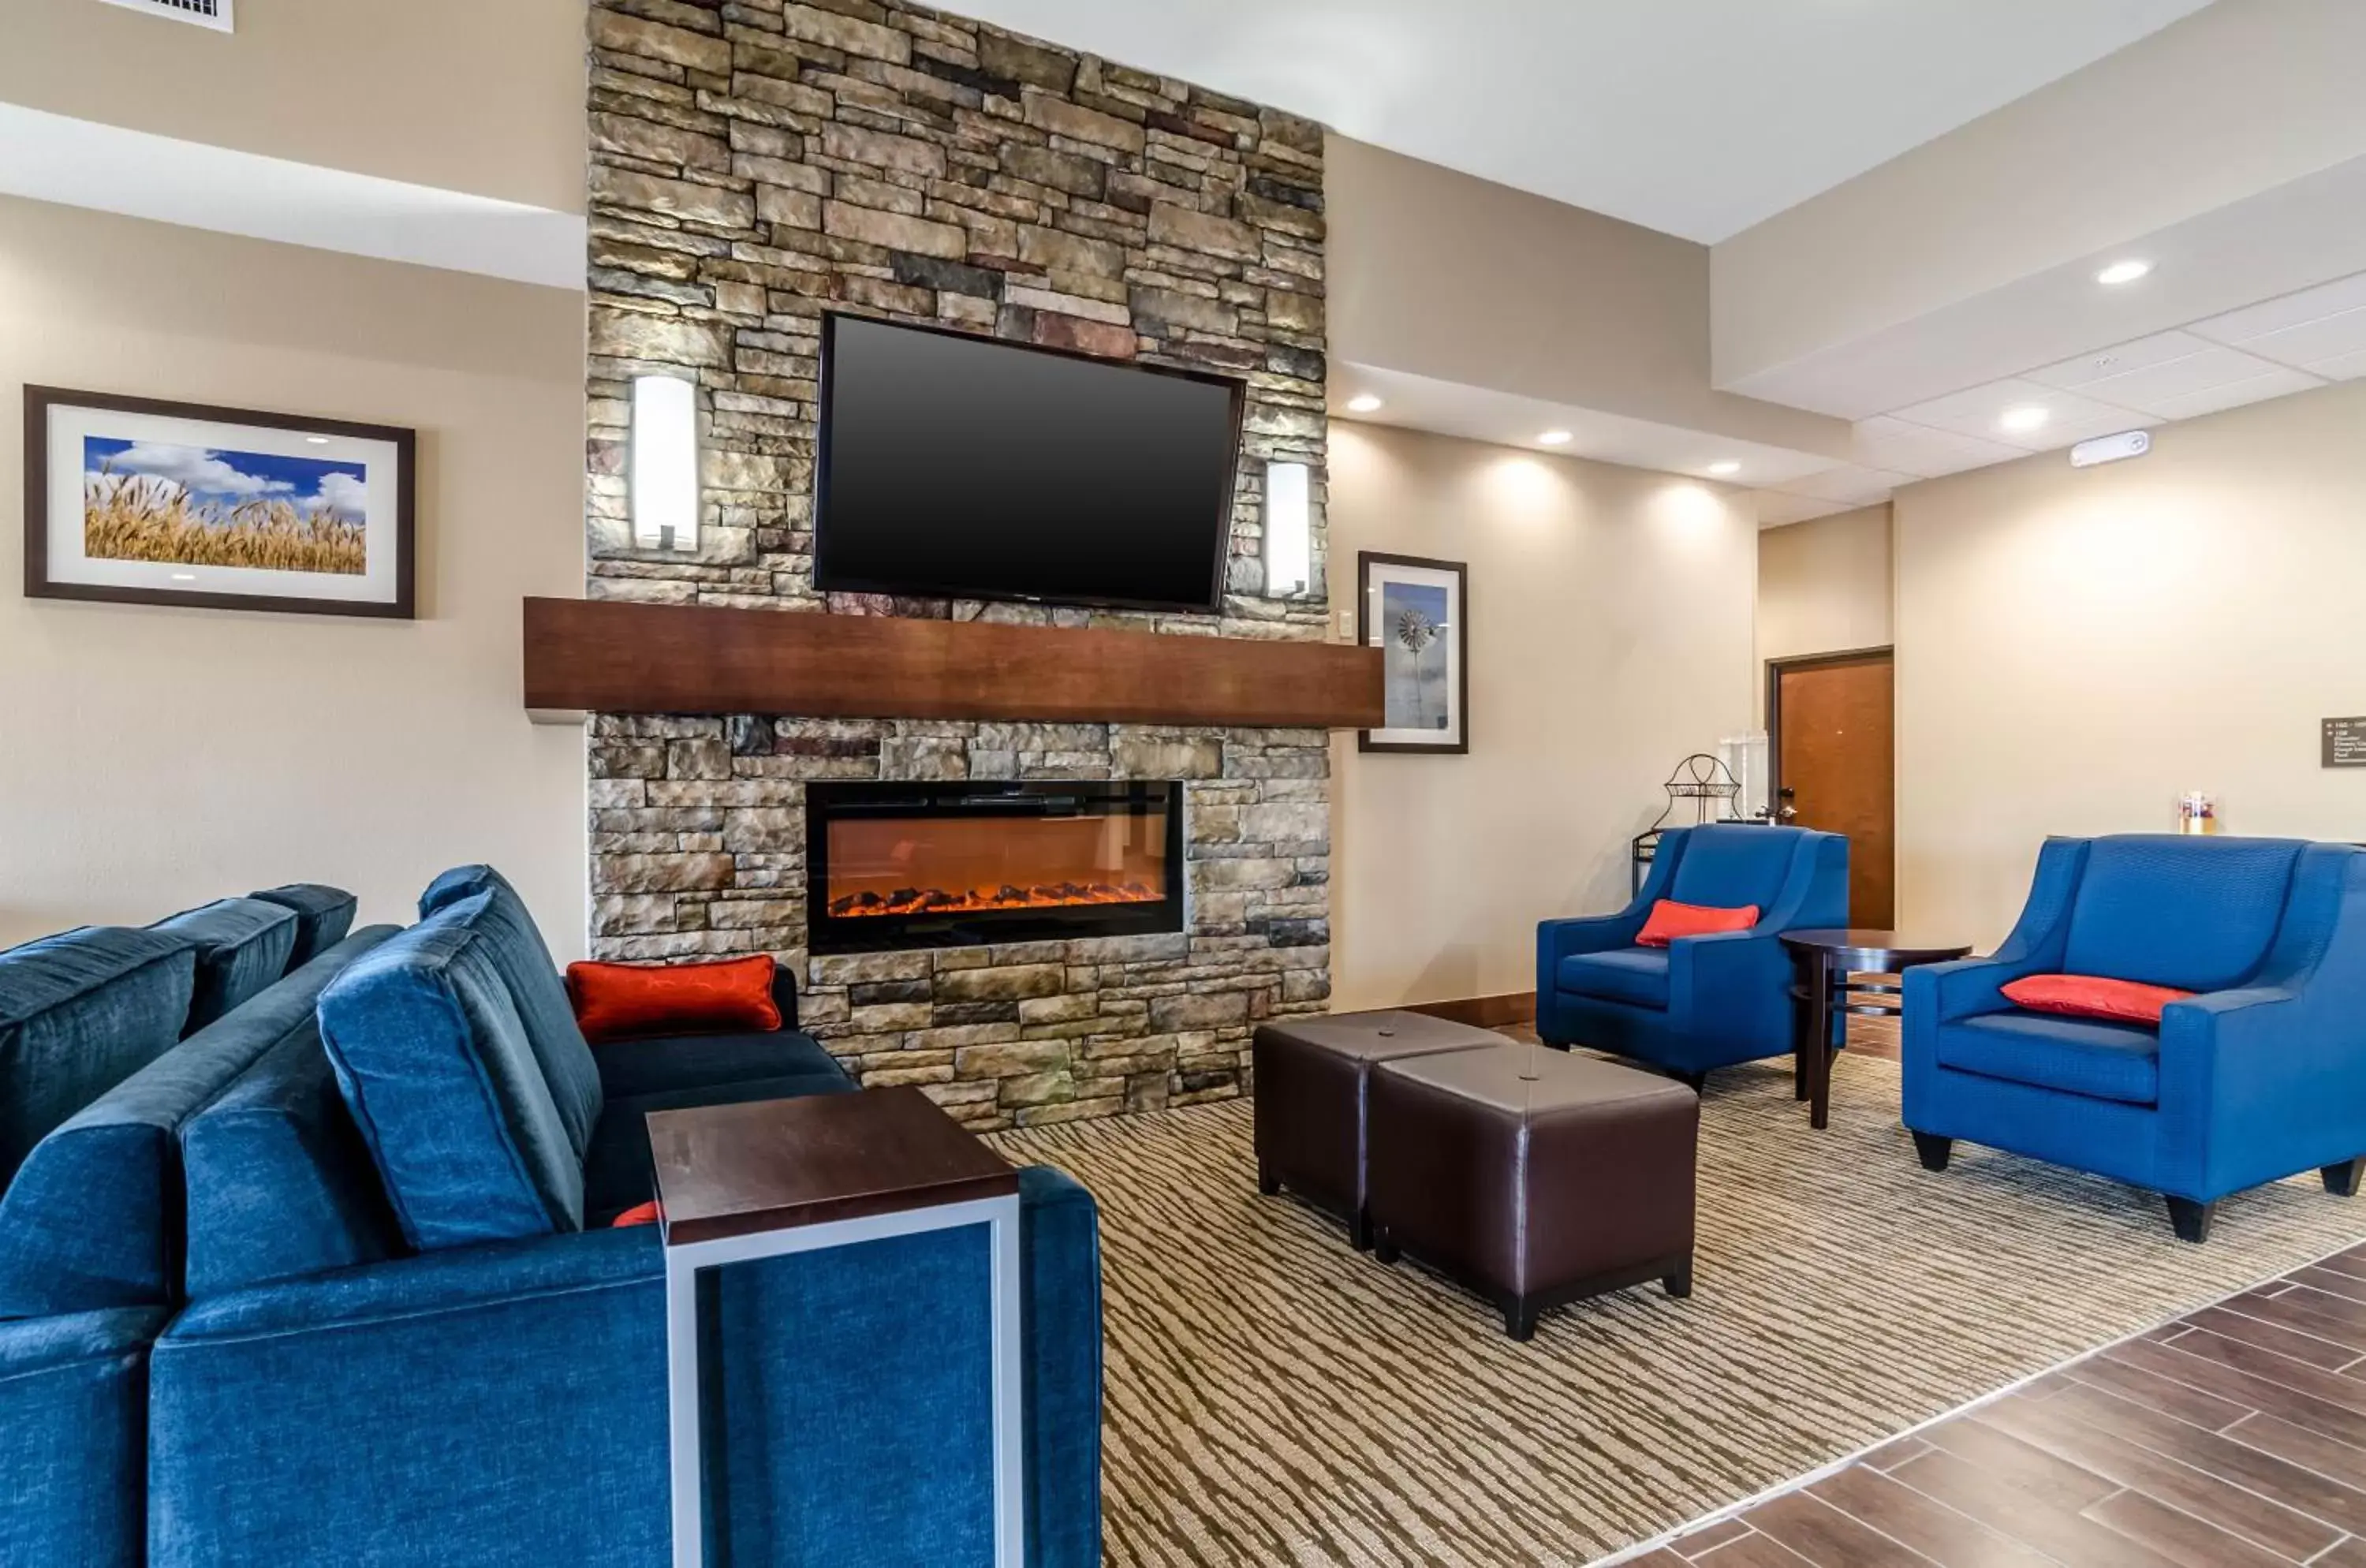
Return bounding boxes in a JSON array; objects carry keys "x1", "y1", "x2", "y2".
[
  {"x1": 1707, "y1": 461, "x2": 1741, "y2": 477},
  {"x1": 1345, "y1": 394, "x2": 1383, "y2": 414},
  {"x1": 1537, "y1": 429, "x2": 1572, "y2": 446},
  {"x1": 2096, "y1": 259, "x2": 2152, "y2": 286},
  {"x1": 305, "y1": 435, "x2": 330, "y2": 445},
  {"x1": 1999, "y1": 405, "x2": 2051, "y2": 434}
]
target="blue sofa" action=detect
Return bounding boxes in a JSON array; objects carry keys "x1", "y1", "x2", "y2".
[
  {"x1": 147, "y1": 867, "x2": 1104, "y2": 1567},
  {"x1": 1536, "y1": 823, "x2": 1850, "y2": 1085},
  {"x1": 1904, "y1": 834, "x2": 2366, "y2": 1241},
  {"x1": 0, "y1": 889, "x2": 374, "y2": 1567}
]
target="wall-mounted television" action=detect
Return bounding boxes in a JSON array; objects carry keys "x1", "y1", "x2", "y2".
[{"x1": 814, "y1": 314, "x2": 1245, "y2": 614}]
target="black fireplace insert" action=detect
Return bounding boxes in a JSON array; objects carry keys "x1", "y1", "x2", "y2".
[{"x1": 805, "y1": 781, "x2": 1186, "y2": 954}]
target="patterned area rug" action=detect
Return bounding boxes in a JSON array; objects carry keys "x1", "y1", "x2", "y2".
[{"x1": 994, "y1": 1052, "x2": 2366, "y2": 1567}]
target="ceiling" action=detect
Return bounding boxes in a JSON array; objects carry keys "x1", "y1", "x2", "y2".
[
  {"x1": 939, "y1": 0, "x2": 2212, "y2": 242},
  {"x1": 1332, "y1": 260, "x2": 2366, "y2": 526}
]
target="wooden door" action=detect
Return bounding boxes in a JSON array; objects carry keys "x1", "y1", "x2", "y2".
[{"x1": 1773, "y1": 651, "x2": 1894, "y2": 928}]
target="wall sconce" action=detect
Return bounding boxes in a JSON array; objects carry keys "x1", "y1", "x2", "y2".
[
  {"x1": 1264, "y1": 459, "x2": 1310, "y2": 598},
  {"x1": 631, "y1": 374, "x2": 699, "y2": 551}
]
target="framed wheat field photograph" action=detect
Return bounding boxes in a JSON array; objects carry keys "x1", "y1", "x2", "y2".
[
  {"x1": 24, "y1": 386, "x2": 415, "y2": 618},
  {"x1": 1357, "y1": 551, "x2": 1468, "y2": 755}
]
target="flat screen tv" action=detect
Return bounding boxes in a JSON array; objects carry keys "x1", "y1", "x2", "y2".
[{"x1": 815, "y1": 314, "x2": 1245, "y2": 614}]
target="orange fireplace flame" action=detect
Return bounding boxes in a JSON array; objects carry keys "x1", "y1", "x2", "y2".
[{"x1": 827, "y1": 880, "x2": 1162, "y2": 919}]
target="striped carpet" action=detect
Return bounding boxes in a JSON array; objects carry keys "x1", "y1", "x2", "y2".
[{"x1": 993, "y1": 1051, "x2": 2366, "y2": 1567}]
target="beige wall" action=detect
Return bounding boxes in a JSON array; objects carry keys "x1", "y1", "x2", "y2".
[
  {"x1": 1755, "y1": 504, "x2": 1893, "y2": 717},
  {"x1": 2, "y1": 0, "x2": 588, "y2": 213},
  {"x1": 0, "y1": 196, "x2": 588, "y2": 952},
  {"x1": 1327, "y1": 423, "x2": 1759, "y2": 1010},
  {"x1": 1895, "y1": 378, "x2": 2366, "y2": 949},
  {"x1": 1326, "y1": 136, "x2": 1850, "y2": 460}
]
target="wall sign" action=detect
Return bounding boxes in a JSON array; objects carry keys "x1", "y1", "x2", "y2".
[{"x1": 2324, "y1": 718, "x2": 2366, "y2": 768}]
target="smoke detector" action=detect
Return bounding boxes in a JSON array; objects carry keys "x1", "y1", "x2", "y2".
[{"x1": 97, "y1": 0, "x2": 232, "y2": 31}]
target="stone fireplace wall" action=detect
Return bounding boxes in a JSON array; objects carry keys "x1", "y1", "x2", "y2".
[{"x1": 580, "y1": 0, "x2": 1330, "y2": 1128}]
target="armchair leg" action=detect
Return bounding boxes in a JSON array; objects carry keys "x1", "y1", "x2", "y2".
[
  {"x1": 2324, "y1": 1158, "x2": 2365, "y2": 1198},
  {"x1": 2166, "y1": 1197, "x2": 2215, "y2": 1244},
  {"x1": 1912, "y1": 1133, "x2": 1953, "y2": 1172}
]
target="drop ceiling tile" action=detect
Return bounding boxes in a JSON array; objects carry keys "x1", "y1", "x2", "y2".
[
  {"x1": 2238, "y1": 306, "x2": 2366, "y2": 370},
  {"x1": 2190, "y1": 271, "x2": 2366, "y2": 346},
  {"x1": 1753, "y1": 491, "x2": 1848, "y2": 528},
  {"x1": 2140, "y1": 367, "x2": 2324, "y2": 423},
  {"x1": 2308, "y1": 346, "x2": 2366, "y2": 382},
  {"x1": 1849, "y1": 416, "x2": 2025, "y2": 478},
  {"x1": 2065, "y1": 344, "x2": 2299, "y2": 417},
  {"x1": 2027, "y1": 330, "x2": 2215, "y2": 391},
  {"x1": 1887, "y1": 379, "x2": 2148, "y2": 452},
  {"x1": 1778, "y1": 465, "x2": 1915, "y2": 506}
]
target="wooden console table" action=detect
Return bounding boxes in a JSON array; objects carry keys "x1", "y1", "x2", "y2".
[{"x1": 646, "y1": 1088, "x2": 1024, "y2": 1568}]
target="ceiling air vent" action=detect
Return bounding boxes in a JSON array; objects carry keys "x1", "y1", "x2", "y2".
[{"x1": 97, "y1": 0, "x2": 232, "y2": 31}]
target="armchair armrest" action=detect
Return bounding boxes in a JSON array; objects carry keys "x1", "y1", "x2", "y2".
[
  {"x1": 151, "y1": 1174, "x2": 1102, "y2": 1568},
  {"x1": 2155, "y1": 846, "x2": 2366, "y2": 1197},
  {"x1": 2, "y1": 1307, "x2": 167, "y2": 1567},
  {"x1": 1537, "y1": 911, "x2": 1644, "y2": 965}
]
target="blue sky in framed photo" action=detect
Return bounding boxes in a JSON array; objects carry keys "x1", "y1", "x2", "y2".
[
  {"x1": 1381, "y1": 579, "x2": 1452, "y2": 731},
  {"x1": 81, "y1": 436, "x2": 371, "y2": 576},
  {"x1": 84, "y1": 437, "x2": 368, "y2": 521}
]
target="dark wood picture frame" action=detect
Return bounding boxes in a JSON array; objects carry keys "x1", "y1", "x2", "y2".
[
  {"x1": 1357, "y1": 550, "x2": 1469, "y2": 756},
  {"x1": 23, "y1": 386, "x2": 417, "y2": 618}
]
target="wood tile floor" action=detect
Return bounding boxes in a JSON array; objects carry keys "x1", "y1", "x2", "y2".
[
  {"x1": 1498, "y1": 1010, "x2": 2366, "y2": 1566},
  {"x1": 1633, "y1": 1187, "x2": 2366, "y2": 1567}
]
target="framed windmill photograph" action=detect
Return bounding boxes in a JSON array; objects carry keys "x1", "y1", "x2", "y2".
[
  {"x1": 24, "y1": 386, "x2": 416, "y2": 618},
  {"x1": 1357, "y1": 551, "x2": 1468, "y2": 755}
]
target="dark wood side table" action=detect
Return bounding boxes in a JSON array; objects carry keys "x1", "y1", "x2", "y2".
[
  {"x1": 647, "y1": 1088, "x2": 1024, "y2": 1568},
  {"x1": 1779, "y1": 930, "x2": 1972, "y2": 1131}
]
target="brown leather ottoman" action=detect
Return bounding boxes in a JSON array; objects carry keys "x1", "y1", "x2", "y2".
[
  {"x1": 1368, "y1": 1044, "x2": 1698, "y2": 1339},
  {"x1": 1252, "y1": 1010, "x2": 1505, "y2": 1249}
]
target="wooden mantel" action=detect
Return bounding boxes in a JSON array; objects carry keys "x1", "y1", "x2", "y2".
[{"x1": 522, "y1": 597, "x2": 1384, "y2": 729}]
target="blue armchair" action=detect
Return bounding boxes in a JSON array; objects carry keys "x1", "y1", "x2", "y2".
[
  {"x1": 1904, "y1": 834, "x2": 2366, "y2": 1241},
  {"x1": 1536, "y1": 824, "x2": 1849, "y2": 1085}
]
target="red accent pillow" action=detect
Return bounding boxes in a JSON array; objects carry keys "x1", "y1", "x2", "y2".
[
  {"x1": 1636, "y1": 899, "x2": 1761, "y2": 947},
  {"x1": 611, "y1": 1201, "x2": 661, "y2": 1230},
  {"x1": 565, "y1": 955, "x2": 782, "y2": 1043},
  {"x1": 2002, "y1": 973, "x2": 2194, "y2": 1025}
]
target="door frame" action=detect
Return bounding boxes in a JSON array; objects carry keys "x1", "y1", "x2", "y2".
[{"x1": 1763, "y1": 644, "x2": 1894, "y2": 812}]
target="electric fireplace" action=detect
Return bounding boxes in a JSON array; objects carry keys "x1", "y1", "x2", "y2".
[{"x1": 805, "y1": 781, "x2": 1186, "y2": 954}]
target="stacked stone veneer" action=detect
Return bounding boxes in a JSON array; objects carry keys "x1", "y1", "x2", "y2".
[{"x1": 580, "y1": 0, "x2": 1331, "y2": 1129}]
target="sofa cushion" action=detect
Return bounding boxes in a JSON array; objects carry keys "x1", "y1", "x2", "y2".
[
  {"x1": 319, "y1": 896, "x2": 586, "y2": 1249},
  {"x1": 1554, "y1": 948, "x2": 1670, "y2": 1010},
  {"x1": 1668, "y1": 825, "x2": 1798, "y2": 912},
  {"x1": 416, "y1": 866, "x2": 601, "y2": 1163},
  {"x1": 568, "y1": 956, "x2": 782, "y2": 1043},
  {"x1": 592, "y1": 1029, "x2": 851, "y2": 1102},
  {"x1": 181, "y1": 1024, "x2": 407, "y2": 1297},
  {"x1": 2063, "y1": 835, "x2": 2304, "y2": 993},
  {"x1": 583, "y1": 1071, "x2": 857, "y2": 1224},
  {"x1": 2002, "y1": 973, "x2": 2193, "y2": 1026},
  {"x1": 151, "y1": 899, "x2": 300, "y2": 1035},
  {"x1": 1936, "y1": 1010, "x2": 2161, "y2": 1106},
  {"x1": 248, "y1": 885, "x2": 359, "y2": 969},
  {"x1": 0, "y1": 928, "x2": 397, "y2": 1318},
  {"x1": 0, "y1": 927, "x2": 197, "y2": 1193},
  {"x1": 1636, "y1": 899, "x2": 1759, "y2": 948}
]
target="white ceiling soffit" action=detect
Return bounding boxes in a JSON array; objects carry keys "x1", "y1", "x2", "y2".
[
  {"x1": 0, "y1": 103, "x2": 584, "y2": 289},
  {"x1": 1330, "y1": 363, "x2": 1841, "y2": 487},
  {"x1": 1722, "y1": 149, "x2": 2366, "y2": 423},
  {"x1": 937, "y1": 0, "x2": 2208, "y2": 243}
]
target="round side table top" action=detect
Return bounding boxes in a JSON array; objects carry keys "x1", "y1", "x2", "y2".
[{"x1": 1780, "y1": 928, "x2": 1974, "y2": 968}]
